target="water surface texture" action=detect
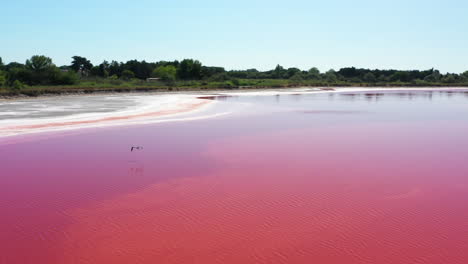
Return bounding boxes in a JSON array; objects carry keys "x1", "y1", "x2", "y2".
[{"x1": 1, "y1": 90, "x2": 468, "y2": 264}]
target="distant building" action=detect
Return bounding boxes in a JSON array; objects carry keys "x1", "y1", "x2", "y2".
[{"x1": 146, "y1": 78, "x2": 161, "y2": 82}]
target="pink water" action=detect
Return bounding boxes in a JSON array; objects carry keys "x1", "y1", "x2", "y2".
[{"x1": 1, "y1": 90, "x2": 468, "y2": 264}]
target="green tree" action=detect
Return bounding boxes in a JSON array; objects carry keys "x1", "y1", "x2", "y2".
[
  {"x1": 98, "y1": 60, "x2": 110, "y2": 78},
  {"x1": 11, "y1": 80, "x2": 24, "y2": 91},
  {"x1": 152, "y1": 65, "x2": 177, "y2": 81},
  {"x1": 289, "y1": 72, "x2": 304, "y2": 82},
  {"x1": 0, "y1": 57, "x2": 5, "y2": 85},
  {"x1": 26, "y1": 55, "x2": 54, "y2": 72},
  {"x1": 90, "y1": 62, "x2": 109, "y2": 78},
  {"x1": 424, "y1": 70, "x2": 441, "y2": 82},
  {"x1": 53, "y1": 71, "x2": 79, "y2": 85},
  {"x1": 124, "y1": 60, "x2": 153, "y2": 79},
  {"x1": 18, "y1": 55, "x2": 58, "y2": 85},
  {"x1": 70, "y1": 56, "x2": 93, "y2": 75},
  {"x1": 0, "y1": 70, "x2": 6, "y2": 87},
  {"x1": 201, "y1": 66, "x2": 225, "y2": 79},
  {"x1": 5, "y1": 62, "x2": 25, "y2": 71},
  {"x1": 90, "y1": 66, "x2": 100, "y2": 77},
  {"x1": 285, "y1": 68, "x2": 301, "y2": 79},
  {"x1": 209, "y1": 72, "x2": 231, "y2": 81},
  {"x1": 108, "y1": 61, "x2": 123, "y2": 77},
  {"x1": 177, "y1": 59, "x2": 202, "y2": 80},
  {"x1": 378, "y1": 74, "x2": 389, "y2": 82},
  {"x1": 121, "y1": 69, "x2": 135, "y2": 80},
  {"x1": 461, "y1": 71, "x2": 468, "y2": 82},
  {"x1": 324, "y1": 69, "x2": 338, "y2": 82},
  {"x1": 363, "y1": 72, "x2": 376, "y2": 83},
  {"x1": 389, "y1": 71, "x2": 411, "y2": 82},
  {"x1": 442, "y1": 74, "x2": 457, "y2": 83},
  {"x1": 6, "y1": 67, "x2": 29, "y2": 85},
  {"x1": 306, "y1": 67, "x2": 320, "y2": 80},
  {"x1": 273, "y1": 65, "x2": 286, "y2": 79}
]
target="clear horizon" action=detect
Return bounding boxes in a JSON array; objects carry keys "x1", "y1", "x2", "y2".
[{"x1": 2, "y1": 0, "x2": 467, "y2": 73}]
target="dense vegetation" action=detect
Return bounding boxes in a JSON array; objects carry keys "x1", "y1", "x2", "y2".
[{"x1": 1, "y1": 55, "x2": 467, "y2": 96}]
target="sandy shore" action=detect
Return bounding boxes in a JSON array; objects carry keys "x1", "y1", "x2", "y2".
[
  {"x1": 1, "y1": 87, "x2": 467, "y2": 139},
  {"x1": 0, "y1": 93, "x2": 225, "y2": 138}
]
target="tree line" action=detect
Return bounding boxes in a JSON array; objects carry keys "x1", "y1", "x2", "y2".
[{"x1": 1, "y1": 55, "x2": 468, "y2": 91}]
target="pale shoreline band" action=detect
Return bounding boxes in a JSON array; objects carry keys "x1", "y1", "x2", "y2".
[{"x1": 0, "y1": 87, "x2": 466, "y2": 139}]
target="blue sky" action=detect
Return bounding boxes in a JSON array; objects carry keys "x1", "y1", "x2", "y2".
[{"x1": 2, "y1": 0, "x2": 467, "y2": 73}]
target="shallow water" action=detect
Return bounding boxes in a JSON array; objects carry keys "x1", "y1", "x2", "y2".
[{"x1": 1, "y1": 89, "x2": 468, "y2": 264}]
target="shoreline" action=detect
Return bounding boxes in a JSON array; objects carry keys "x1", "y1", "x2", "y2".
[
  {"x1": 2, "y1": 85, "x2": 468, "y2": 101},
  {"x1": 1, "y1": 87, "x2": 467, "y2": 140},
  {"x1": 0, "y1": 94, "x2": 221, "y2": 139}
]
